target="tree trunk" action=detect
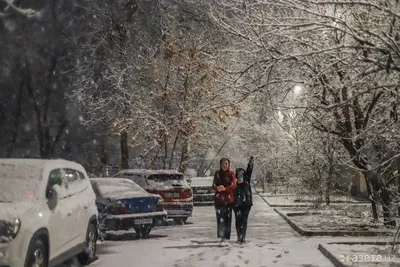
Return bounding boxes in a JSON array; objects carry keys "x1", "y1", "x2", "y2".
[
  {"x1": 120, "y1": 129, "x2": 129, "y2": 169},
  {"x1": 100, "y1": 138, "x2": 109, "y2": 176},
  {"x1": 363, "y1": 171, "x2": 379, "y2": 220},
  {"x1": 162, "y1": 137, "x2": 168, "y2": 169},
  {"x1": 178, "y1": 136, "x2": 189, "y2": 173},
  {"x1": 6, "y1": 80, "x2": 24, "y2": 157},
  {"x1": 325, "y1": 163, "x2": 333, "y2": 206},
  {"x1": 381, "y1": 187, "x2": 396, "y2": 226},
  {"x1": 149, "y1": 145, "x2": 162, "y2": 169},
  {"x1": 168, "y1": 133, "x2": 180, "y2": 169},
  {"x1": 398, "y1": 174, "x2": 400, "y2": 217}
]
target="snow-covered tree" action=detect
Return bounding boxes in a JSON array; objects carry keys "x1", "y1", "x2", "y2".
[{"x1": 211, "y1": 0, "x2": 400, "y2": 223}]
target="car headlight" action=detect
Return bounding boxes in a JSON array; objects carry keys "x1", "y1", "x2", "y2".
[
  {"x1": 156, "y1": 198, "x2": 164, "y2": 211},
  {"x1": 114, "y1": 201, "x2": 125, "y2": 208},
  {"x1": 12, "y1": 218, "x2": 21, "y2": 238},
  {"x1": 1, "y1": 218, "x2": 21, "y2": 240}
]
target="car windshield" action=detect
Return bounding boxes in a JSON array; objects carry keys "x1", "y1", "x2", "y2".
[
  {"x1": 0, "y1": 162, "x2": 42, "y2": 202},
  {"x1": 190, "y1": 178, "x2": 213, "y2": 187},
  {"x1": 94, "y1": 178, "x2": 148, "y2": 198},
  {"x1": 147, "y1": 174, "x2": 184, "y2": 182}
]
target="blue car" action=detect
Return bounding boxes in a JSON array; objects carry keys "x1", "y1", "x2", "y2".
[{"x1": 90, "y1": 178, "x2": 167, "y2": 238}]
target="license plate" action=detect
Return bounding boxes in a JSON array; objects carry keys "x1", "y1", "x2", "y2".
[
  {"x1": 135, "y1": 218, "x2": 153, "y2": 224},
  {"x1": 197, "y1": 190, "x2": 207, "y2": 194},
  {"x1": 164, "y1": 192, "x2": 180, "y2": 198}
]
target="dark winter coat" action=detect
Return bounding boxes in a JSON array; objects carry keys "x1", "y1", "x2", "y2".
[
  {"x1": 212, "y1": 158, "x2": 237, "y2": 205},
  {"x1": 234, "y1": 157, "x2": 254, "y2": 207}
]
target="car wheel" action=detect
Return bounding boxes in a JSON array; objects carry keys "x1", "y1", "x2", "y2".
[
  {"x1": 173, "y1": 217, "x2": 188, "y2": 225},
  {"x1": 98, "y1": 228, "x2": 107, "y2": 241},
  {"x1": 77, "y1": 223, "x2": 97, "y2": 265},
  {"x1": 25, "y1": 239, "x2": 48, "y2": 267},
  {"x1": 134, "y1": 226, "x2": 152, "y2": 239}
]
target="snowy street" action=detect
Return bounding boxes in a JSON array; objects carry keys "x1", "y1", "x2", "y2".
[{"x1": 91, "y1": 193, "x2": 334, "y2": 267}]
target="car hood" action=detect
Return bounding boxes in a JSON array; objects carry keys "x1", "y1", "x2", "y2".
[
  {"x1": 0, "y1": 202, "x2": 34, "y2": 243},
  {"x1": 0, "y1": 201, "x2": 34, "y2": 222}
]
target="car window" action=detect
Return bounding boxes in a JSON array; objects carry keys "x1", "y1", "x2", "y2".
[
  {"x1": 63, "y1": 169, "x2": 79, "y2": 183},
  {"x1": 61, "y1": 168, "x2": 88, "y2": 197},
  {"x1": 77, "y1": 171, "x2": 86, "y2": 180},
  {"x1": 90, "y1": 182, "x2": 101, "y2": 199},
  {"x1": 190, "y1": 178, "x2": 214, "y2": 187},
  {"x1": 129, "y1": 175, "x2": 148, "y2": 188},
  {"x1": 46, "y1": 169, "x2": 62, "y2": 199},
  {"x1": 148, "y1": 174, "x2": 184, "y2": 181},
  {"x1": 115, "y1": 173, "x2": 148, "y2": 188}
]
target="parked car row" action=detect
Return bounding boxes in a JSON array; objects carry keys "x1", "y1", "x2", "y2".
[
  {"x1": 0, "y1": 159, "x2": 215, "y2": 267},
  {"x1": 113, "y1": 169, "x2": 194, "y2": 224},
  {"x1": 189, "y1": 176, "x2": 214, "y2": 206}
]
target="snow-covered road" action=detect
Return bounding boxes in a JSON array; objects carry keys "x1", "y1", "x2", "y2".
[{"x1": 89, "y1": 193, "x2": 336, "y2": 267}]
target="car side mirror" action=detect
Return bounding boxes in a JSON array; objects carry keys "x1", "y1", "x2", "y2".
[{"x1": 48, "y1": 184, "x2": 61, "y2": 210}]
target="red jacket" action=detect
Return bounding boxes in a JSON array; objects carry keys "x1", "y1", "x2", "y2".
[{"x1": 212, "y1": 169, "x2": 237, "y2": 205}]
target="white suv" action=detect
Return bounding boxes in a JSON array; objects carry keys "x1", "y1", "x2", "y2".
[{"x1": 0, "y1": 159, "x2": 98, "y2": 267}]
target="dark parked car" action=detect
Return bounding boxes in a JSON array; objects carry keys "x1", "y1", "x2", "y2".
[
  {"x1": 90, "y1": 178, "x2": 167, "y2": 238},
  {"x1": 191, "y1": 176, "x2": 214, "y2": 205},
  {"x1": 113, "y1": 169, "x2": 193, "y2": 224}
]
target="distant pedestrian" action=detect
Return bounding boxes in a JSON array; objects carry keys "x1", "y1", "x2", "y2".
[
  {"x1": 233, "y1": 155, "x2": 254, "y2": 244},
  {"x1": 212, "y1": 158, "x2": 237, "y2": 247}
]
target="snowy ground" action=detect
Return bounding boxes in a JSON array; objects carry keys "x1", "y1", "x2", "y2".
[
  {"x1": 262, "y1": 194, "x2": 369, "y2": 207},
  {"x1": 275, "y1": 201, "x2": 395, "y2": 233},
  {"x1": 86, "y1": 194, "x2": 335, "y2": 267},
  {"x1": 323, "y1": 243, "x2": 400, "y2": 267},
  {"x1": 59, "y1": 192, "x2": 398, "y2": 267}
]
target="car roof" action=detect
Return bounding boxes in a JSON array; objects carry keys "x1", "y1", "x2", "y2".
[
  {"x1": 190, "y1": 176, "x2": 213, "y2": 186},
  {"x1": 0, "y1": 158, "x2": 84, "y2": 171},
  {"x1": 90, "y1": 177, "x2": 133, "y2": 183},
  {"x1": 191, "y1": 176, "x2": 213, "y2": 179},
  {"x1": 116, "y1": 169, "x2": 184, "y2": 176}
]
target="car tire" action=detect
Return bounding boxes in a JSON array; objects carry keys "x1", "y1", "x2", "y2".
[
  {"x1": 173, "y1": 217, "x2": 188, "y2": 224},
  {"x1": 134, "y1": 226, "x2": 152, "y2": 239},
  {"x1": 77, "y1": 223, "x2": 97, "y2": 265},
  {"x1": 25, "y1": 238, "x2": 48, "y2": 267},
  {"x1": 98, "y1": 229, "x2": 107, "y2": 241}
]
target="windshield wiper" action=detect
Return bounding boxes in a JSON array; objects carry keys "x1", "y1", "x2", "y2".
[{"x1": 0, "y1": 200, "x2": 11, "y2": 203}]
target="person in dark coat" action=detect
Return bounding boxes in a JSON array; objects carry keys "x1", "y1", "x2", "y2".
[
  {"x1": 233, "y1": 155, "x2": 254, "y2": 244},
  {"x1": 212, "y1": 158, "x2": 237, "y2": 247}
]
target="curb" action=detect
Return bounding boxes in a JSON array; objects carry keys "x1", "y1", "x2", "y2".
[
  {"x1": 327, "y1": 241, "x2": 400, "y2": 245},
  {"x1": 259, "y1": 194, "x2": 315, "y2": 208},
  {"x1": 318, "y1": 244, "x2": 347, "y2": 267},
  {"x1": 258, "y1": 194, "x2": 309, "y2": 207},
  {"x1": 273, "y1": 208, "x2": 393, "y2": 237},
  {"x1": 318, "y1": 242, "x2": 400, "y2": 267},
  {"x1": 274, "y1": 208, "x2": 306, "y2": 235}
]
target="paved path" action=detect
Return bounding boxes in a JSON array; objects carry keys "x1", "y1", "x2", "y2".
[{"x1": 90, "y1": 193, "x2": 337, "y2": 267}]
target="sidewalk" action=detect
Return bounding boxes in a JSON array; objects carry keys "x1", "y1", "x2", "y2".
[
  {"x1": 243, "y1": 193, "x2": 335, "y2": 267},
  {"x1": 93, "y1": 193, "x2": 341, "y2": 267}
]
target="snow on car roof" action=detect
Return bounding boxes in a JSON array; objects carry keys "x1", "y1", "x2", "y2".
[
  {"x1": 190, "y1": 177, "x2": 214, "y2": 187},
  {"x1": 0, "y1": 158, "x2": 87, "y2": 203},
  {"x1": 0, "y1": 158, "x2": 82, "y2": 167},
  {"x1": 0, "y1": 160, "x2": 44, "y2": 203},
  {"x1": 90, "y1": 177, "x2": 150, "y2": 198},
  {"x1": 116, "y1": 169, "x2": 184, "y2": 176}
]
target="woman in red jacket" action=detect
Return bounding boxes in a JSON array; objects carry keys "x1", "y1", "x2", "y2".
[{"x1": 212, "y1": 158, "x2": 237, "y2": 247}]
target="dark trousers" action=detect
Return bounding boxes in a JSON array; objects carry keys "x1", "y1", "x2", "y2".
[
  {"x1": 215, "y1": 204, "x2": 232, "y2": 239},
  {"x1": 234, "y1": 204, "x2": 251, "y2": 242}
]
